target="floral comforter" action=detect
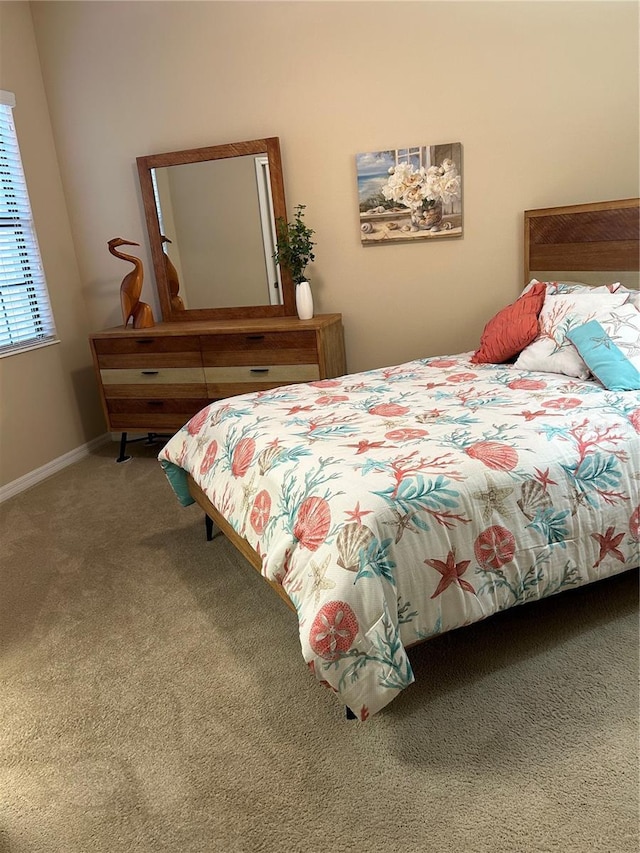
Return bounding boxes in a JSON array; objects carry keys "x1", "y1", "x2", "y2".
[{"x1": 159, "y1": 354, "x2": 640, "y2": 720}]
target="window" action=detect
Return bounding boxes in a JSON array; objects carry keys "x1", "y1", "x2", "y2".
[
  {"x1": 0, "y1": 90, "x2": 56, "y2": 357},
  {"x1": 395, "y1": 147, "x2": 423, "y2": 170}
]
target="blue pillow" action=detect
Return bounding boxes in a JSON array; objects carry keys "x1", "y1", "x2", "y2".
[{"x1": 567, "y1": 306, "x2": 640, "y2": 391}]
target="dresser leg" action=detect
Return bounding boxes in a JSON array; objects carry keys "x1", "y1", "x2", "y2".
[
  {"x1": 115, "y1": 431, "x2": 169, "y2": 462},
  {"x1": 116, "y1": 432, "x2": 131, "y2": 463}
]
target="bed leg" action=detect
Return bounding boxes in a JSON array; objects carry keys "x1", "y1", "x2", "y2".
[
  {"x1": 345, "y1": 706, "x2": 357, "y2": 720},
  {"x1": 204, "y1": 514, "x2": 222, "y2": 541}
]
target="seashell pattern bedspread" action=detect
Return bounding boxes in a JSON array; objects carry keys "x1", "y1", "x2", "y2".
[{"x1": 159, "y1": 354, "x2": 640, "y2": 720}]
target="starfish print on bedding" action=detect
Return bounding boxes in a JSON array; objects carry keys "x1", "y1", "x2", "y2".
[
  {"x1": 287, "y1": 405, "x2": 313, "y2": 415},
  {"x1": 519, "y1": 409, "x2": 561, "y2": 421},
  {"x1": 385, "y1": 509, "x2": 420, "y2": 543},
  {"x1": 345, "y1": 502, "x2": 373, "y2": 525},
  {"x1": 591, "y1": 527, "x2": 625, "y2": 568},
  {"x1": 237, "y1": 473, "x2": 259, "y2": 535},
  {"x1": 579, "y1": 326, "x2": 615, "y2": 350},
  {"x1": 471, "y1": 478, "x2": 514, "y2": 522},
  {"x1": 425, "y1": 550, "x2": 474, "y2": 598},
  {"x1": 565, "y1": 485, "x2": 592, "y2": 516},
  {"x1": 534, "y1": 467, "x2": 558, "y2": 490},
  {"x1": 345, "y1": 439, "x2": 389, "y2": 455},
  {"x1": 309, "y1": 554, "x2": 335, "y2": 603},
  {"x1": 194, "y1": 433, "x2": 210, "y2": 453},
  {"x1": 605, "y1": 309, "x2": 640, "y2": 336},
  {"x1": 241, "y1": 473, "x2": 257, "y2": 504}
]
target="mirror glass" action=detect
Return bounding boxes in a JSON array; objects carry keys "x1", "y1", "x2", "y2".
[
  {"x1": 153, "y1": 155, "x2": 281, "y2": 310},
  {"x1": 137, "y1": 138, "x2": 296, "y2": 321}
]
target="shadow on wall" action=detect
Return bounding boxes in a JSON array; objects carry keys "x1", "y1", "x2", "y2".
[{"x1": 70, "y1": 364, "x2": 107, "y2": 438}]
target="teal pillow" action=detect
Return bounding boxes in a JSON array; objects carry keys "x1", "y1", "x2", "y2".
[{"x1": 567, "y1": 304, "x2": 640, "y2": 391}]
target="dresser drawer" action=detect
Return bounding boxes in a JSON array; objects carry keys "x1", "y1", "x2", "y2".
[
  {"x1": 106, "y1": 397, "x2": 208, "y2": 431},
  {"x1": 97, "y1": 352, "x2": 202, "y2": 369},
  {"x1": 94, "y1": 335, "x2": 201, "y2": 369},
  {"x1": 107, "y1": 398, "x2": 209, "y2": 414},
  {"x1": 205, "y1": 363, "x2": 319, "y2": 385},
  {"x1": 100, "y1": 367, "x2": 206, "y2": 391},
  {"x1": 102, "y1": 383, "x2": 206, "y2": 400},
  {"x1": 201, "y1": 330, "x2": 317, "y2": 367},
  {"x1": 205, "y1": 364, "x2": 320, "y2": 398},
  {"x1": 93, "y1": 335, "x2": 201, "y2": 355}
]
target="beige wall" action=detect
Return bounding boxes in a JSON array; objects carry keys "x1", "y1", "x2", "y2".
[
  {"x1": 3, "y1": 1, "x2": 639, "y2": 486},
  {"x1": 0, "y1": 1, "x2": 105, "y2": 487}
]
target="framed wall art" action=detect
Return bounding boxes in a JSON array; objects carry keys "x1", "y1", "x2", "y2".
[{"x1": 356, "y1": 143, "x2": 463, "y2": 245}]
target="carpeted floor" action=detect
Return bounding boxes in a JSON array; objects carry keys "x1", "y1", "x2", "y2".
[{"x1": 0, "y1": 442, "x2": 638, "y2": 853}]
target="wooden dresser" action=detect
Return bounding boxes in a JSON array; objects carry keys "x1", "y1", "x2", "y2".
[{"x1": 90, "y1": 314, "x2": 346, "y2": 451}]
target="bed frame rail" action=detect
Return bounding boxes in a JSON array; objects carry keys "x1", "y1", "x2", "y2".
[{"x1": 187, "y1": 474, "x2": 297, "y2": 613}]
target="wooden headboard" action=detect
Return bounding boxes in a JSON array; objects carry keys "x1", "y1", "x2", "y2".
[{"x1": 524, "y1": 198, "x2": 640, "y2": 285}]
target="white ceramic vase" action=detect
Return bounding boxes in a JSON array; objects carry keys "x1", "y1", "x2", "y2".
[{"x1": 296, "y1": 280, "x2": 314, "y2": 320}]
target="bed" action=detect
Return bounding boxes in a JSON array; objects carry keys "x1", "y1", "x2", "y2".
[{"x1": 159, "y1": 198, "x2": 640, "y2": 720}]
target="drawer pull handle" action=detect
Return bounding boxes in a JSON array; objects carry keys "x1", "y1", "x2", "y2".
[
  {"x1": 147, "y1": 400, "x2": 164, "y2": 406},
  {"x1": 135, "y1": 339, "x2": 154, "y2": 344},
  {"x1": 246, "y1": 334, "x2": 265, "y2": 341},
  {"x1": 141, "y1": 370, "x2": 159, "y2": 376},
  {"x1": 250, "y1": 368, "x2": 269, "y2": 374}
]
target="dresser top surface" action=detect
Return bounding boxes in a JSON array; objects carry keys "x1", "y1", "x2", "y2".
[{"x1": 90, "y1": 314, "x2": 342, "y2": 339}]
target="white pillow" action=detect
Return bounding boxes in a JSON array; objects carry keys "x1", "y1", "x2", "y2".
[
  {"x1": 514, "y1": 291, "x2": 629, "y2": 378},
  {"x1": 621, "y1": 287, "x2": 639, "y2": 309}
]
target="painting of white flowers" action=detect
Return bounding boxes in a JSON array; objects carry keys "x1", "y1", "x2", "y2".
[{"x1": 357, "y1": 143, "x2": 462, "y2": 245}]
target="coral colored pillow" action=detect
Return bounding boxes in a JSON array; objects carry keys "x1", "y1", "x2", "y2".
[{"x1": 471, "y1": 283, "x2": 546, "y2": 364}]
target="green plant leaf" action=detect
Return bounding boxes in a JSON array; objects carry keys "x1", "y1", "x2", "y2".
[{"x1": 273, "y1": 204, "x2": 316, "y2": 284}]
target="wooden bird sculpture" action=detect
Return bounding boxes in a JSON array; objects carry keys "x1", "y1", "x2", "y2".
[
  {"x1": 108, "y1": 237, "x2": 155, "y2": 329},
  {"x1": 161, "y1": 235, "x2": 185, "y2": 312}
]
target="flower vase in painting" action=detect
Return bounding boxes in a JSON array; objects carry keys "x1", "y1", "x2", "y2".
[{"x1": 357, "y1": 144, "x2": 463, "y2": 245}]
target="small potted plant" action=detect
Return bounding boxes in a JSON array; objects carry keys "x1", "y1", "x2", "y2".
[{"x1": 273, "y1": 204, "x2": 316, "y2": 319}]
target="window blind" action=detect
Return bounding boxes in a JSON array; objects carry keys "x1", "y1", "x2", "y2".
[{"x1": 0, "y1": 90, "x2": 56, "y2": 357}]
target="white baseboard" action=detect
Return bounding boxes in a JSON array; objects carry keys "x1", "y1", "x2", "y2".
[{"x1": 0, "y1": 433, "x2": 111, "y2": 503}]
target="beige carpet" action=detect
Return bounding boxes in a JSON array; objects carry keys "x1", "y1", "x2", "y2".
[{"x1": 0, "y1": 442, "x2": 638, "y2": 853}]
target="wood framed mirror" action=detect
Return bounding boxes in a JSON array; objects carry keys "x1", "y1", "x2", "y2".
[{"x1": 137, "y1": 137, "x2": 296, "y2": 321}]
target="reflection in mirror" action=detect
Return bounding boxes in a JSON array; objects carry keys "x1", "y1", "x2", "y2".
[
  {"x1": 160, "y1": 236, "x2": 184, "y2": 312},
  {"x1": 152, "y1": 155, "x2": 282, "y2": 310},
  {"x1": 137, "y1": 137, "x2": 296, "y2": 321}
]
